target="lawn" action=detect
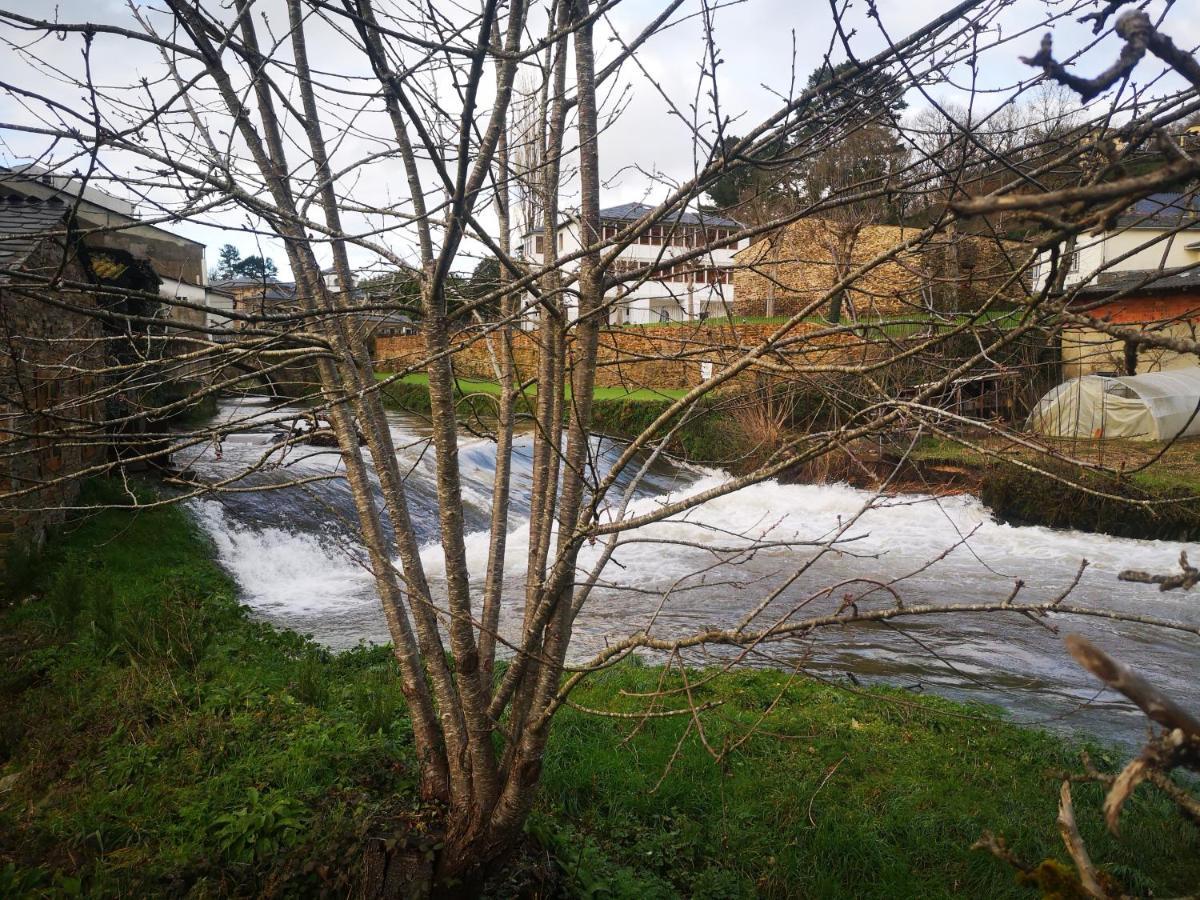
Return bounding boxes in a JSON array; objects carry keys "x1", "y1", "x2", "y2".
[
  {"x1": 376, "y1": 370, "x2": 689, "y2": 402},
  {"x1": 1, "y1": 482, "x2": 1197, "y2": 897}
]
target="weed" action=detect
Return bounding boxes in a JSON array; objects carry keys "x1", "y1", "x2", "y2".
[
  {"x1": 292, "y1": 651, "x2": 332, "y2": 707},
  {"x1": 354, "y1": 664, "x2": 404, "y2": 734},
  {"x1": 1, "y1": 538, "x2": 40, "y2": 605},
  {"x1": 45, "y1": 565, "x2": 86, "y2": 633},
  {"x1": 210, "y1": 787, "x2": 308, "y2": 864}
]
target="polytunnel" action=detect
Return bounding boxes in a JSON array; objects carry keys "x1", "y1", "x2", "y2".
[{"x1": 1027, "y1": 369, "x2": 1200, "y2": 441}]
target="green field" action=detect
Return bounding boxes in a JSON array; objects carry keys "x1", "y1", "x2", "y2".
[
  {"x1": 376, "y1": 371, "x2": 689, "y2": 402},
  {"x1": 1, "y1": 483, "x2": 1196, "y2": 897}
]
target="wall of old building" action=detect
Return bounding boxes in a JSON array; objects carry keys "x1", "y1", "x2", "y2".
[
  {"x1": 0, "y1": 240, "x2": 107, "y2": 556},
  {"x1": 733, "y1": 220, "x2": 1023, "y2": 320},
  {"x1": 1062, "y1": 292, "x2": 1200, "y2": 379}
]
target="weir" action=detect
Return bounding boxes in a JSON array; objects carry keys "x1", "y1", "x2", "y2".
[{"x1": 184, "y1": 396, "x2": 1200, "y2": 750}]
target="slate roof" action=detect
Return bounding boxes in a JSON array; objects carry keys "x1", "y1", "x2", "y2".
[
  {"x1": 0, "y1": 194, "x2": 69, "y2": 279},
  {"x1": 211, "y1": 277, "x2": 298, "y2": 302},
  {"x1": 598, "y1": 202, "x2": 740, "y2": 228},
  {"x1": 1116, "y1": 192, "x2": 1200, "y2": 229},
  {"x1": 1072, "y1": 266, "x2": 1200, "y2": 299}
]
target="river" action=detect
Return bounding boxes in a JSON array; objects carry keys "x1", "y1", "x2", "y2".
[{"x1": 181, "y1": 396, "x2": 1199, "y2": 749}]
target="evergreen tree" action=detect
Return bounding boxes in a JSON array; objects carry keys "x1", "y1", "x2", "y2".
[
  {"x1": 212, "y1": 243, "x2": 241, "y2": 280},
  {"x1": 231, "y1": 255, "x2": 279, "y2": 280}
]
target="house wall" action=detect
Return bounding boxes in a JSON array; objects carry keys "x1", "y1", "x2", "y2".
[
  {"x1": 1035, "y1": 227, "x2": 1200, "y2": 290},
  {"x1": 1062, "y1": 291, "x2": 1200, "y2": 379},
  {"x1": 0, "y1": 240, "x2": 106, "y2": 556},
  {"x1": 733, "y1": 221, "x2": 1023, "y2": 319},
  {"x1": 521, "y1": 220, "x2": 743, "y2": 324}
]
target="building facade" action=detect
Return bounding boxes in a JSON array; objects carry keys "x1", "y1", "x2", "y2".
[
  {"x1": 1033, "y1": 192, "x2": 1200, "y2": 291},
  {"x1": 521, "y1": 202, "x2": 745, "y2": 325},
  {"x1": 0, "y1": 166, "x2": 235, "y2": 346},
  {"x1": 0, "y1": 196, "x2": 107, "y2": 553}
]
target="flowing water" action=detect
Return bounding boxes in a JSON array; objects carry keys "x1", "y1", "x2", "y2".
[{"x1": 182, "y1": 396, "x2": 1199, "y2": 749}]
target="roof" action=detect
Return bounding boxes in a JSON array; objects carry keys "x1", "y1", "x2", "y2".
[
  {"x1": 1072, "y1": 266, "x2": 1200, "y2": 299},
  {"x1": 598, "y1": 202, "x2": 740, "y2": 228},
  {"x1": 1115, "y1": 191, "x2": 1200, "y2": 229},
  {"x1": 0, "y1": 194, "x2": 69, "y2": 277},
  {"x1": 212, "y1": 277, "x2": 297, "y2": 302},
  {"x1": 0, "y1": 165, "x2": 205, "y2": 248}
]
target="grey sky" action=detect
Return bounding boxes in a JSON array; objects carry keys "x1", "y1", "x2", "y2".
[{"x1": 0, "y1": 0, "x2": 1196, "y2": 276}]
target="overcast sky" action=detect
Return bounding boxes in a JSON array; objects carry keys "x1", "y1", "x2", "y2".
[{"x1": 1, "y1": 0, "x2": 1197, "y2": 277}]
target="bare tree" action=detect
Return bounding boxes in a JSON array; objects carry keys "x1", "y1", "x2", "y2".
[{"x1": 2, "y1": 0, "x2": 1200, "y2": 892}]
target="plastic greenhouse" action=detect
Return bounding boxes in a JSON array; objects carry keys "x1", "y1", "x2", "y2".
[{"x1": 1028, "y1": 369, "x2": 1200, "y2": 441}]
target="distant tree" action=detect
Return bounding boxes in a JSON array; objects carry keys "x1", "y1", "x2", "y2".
[
  {"x1": 358, "y1": 268, "x2": 421, "y2": 315},
  {"x1": 212, "y1": 243, "x2": 241, "y2": 280},
  {"x1": 464, "y1": 258, "x2": 505, "y2": 318},
  {"x1": 231, "y1": 255, "x2": 279, "y2": 281},
  {"x1": 802, "y1": 60, "x2": 908, "y2": 132}
]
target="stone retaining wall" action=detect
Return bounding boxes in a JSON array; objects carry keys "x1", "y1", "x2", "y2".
[
  {"x1": 0, "y1": 240, "x2": 107, "y2": 557},
  {"x1": 375, "y1": 321, "x2": 859, "y2": 390}
]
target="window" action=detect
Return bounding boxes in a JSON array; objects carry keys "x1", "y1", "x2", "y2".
[
  {"x1": 534, "y1": 235, "x2": 544, "y2": 254},
  {"x1": 1069, "y1": 250, "x2": 1080, "y2": 272},
  {"x1": 558, "y1": 232, "x2": 564, "y2": 250}
]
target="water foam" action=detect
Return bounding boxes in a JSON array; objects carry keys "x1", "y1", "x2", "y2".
[
  {"x1": 193, "y1": 500, "x2": 377, "y2": 614},
  {"x1": 419, "y1": 475, "x2": 1191, "y2": 593}
]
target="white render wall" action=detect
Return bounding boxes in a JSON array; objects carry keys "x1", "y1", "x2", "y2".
[
  {"x1": 1033, "y1": 226, "x2": 1200, "y2": 290},
  {"x1": 161, "y1": 276, "x2": 235, "y2": 332},
  {"x1": 522, "y1": 220, "x2": 745, "y2": 325}
]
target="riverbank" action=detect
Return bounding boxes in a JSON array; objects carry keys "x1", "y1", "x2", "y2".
[
  {"x1": 5, "y1": 482, "x2": 1194, "y2": 896},
  {"x1": 377, "y1": 372, "x2": 744, "y2": 465},
  {"x1": 376, "y1": 374, "x2": 1200, "y2": 541},
  {"x1": 910, "y1": 435, "x2": 1200, "y2": 542}
]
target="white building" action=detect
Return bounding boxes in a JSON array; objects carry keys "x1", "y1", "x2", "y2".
[
  {"x1": 1033, "y1": 191, "x2": 1200, "y2": 290},
  {"x1": 521, "y1": 202, "x2": 747, "y2": 325}
]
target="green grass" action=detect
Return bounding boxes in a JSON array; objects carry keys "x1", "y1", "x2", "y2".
[
  {"x1": 377, "y1": 371, "x2": 688, "y2": 402},
  {"x1": 1, "y1": 482, "x2": 1198, "y2": 897},
  {"x1": 543, "y1": 665, "x2": 1200, "y2": 899},
  {"x1": 0, "y1": 481, "x2": 418, "y2": 897}
]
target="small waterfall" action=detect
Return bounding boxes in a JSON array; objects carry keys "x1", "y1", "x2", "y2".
[{"x1": 185, "y1": 396, "x2": 1200, "y2": 748}]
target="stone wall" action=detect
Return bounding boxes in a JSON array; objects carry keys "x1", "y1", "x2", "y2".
[
  {"x1": 0, "y1": 239, "x2": 107, "y2": 556},
  {"x1": 733, "y1": 220, "x2": 1024, "y2": 320},
  {"x1": 375, "y1": 321, "x2": 857, "y2": 391}
]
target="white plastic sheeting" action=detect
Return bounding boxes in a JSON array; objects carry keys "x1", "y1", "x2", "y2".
[{"x1": 1028, "y1": 369, "x2": 1200, "y2": 441}]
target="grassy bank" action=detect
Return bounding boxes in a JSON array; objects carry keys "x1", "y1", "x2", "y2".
[
  {"x1": 376, "y1": 372, "x2": 746, "y2": 465},
  {"x1": 913, "y1": 436, "x2": 1200, "y2": 541},
  {"x1": 2, "y1": 484, "x2": 1198, "y2": 897},
  {"x1": 377, "y1": 371, "x2": 689, "y2": 403}
]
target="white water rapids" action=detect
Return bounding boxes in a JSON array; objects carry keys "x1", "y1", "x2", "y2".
[{"x1": 182, "y1": 397, "x2": 1199, "y2": 748}]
